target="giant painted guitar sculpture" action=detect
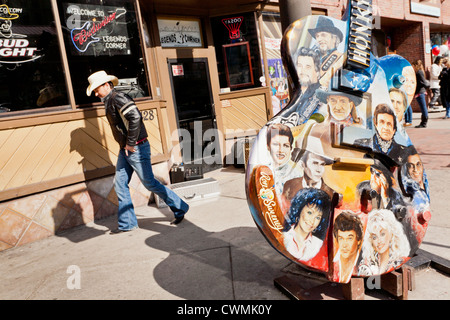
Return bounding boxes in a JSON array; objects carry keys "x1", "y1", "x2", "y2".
[{"x1": 245, "y1": 0, "x2": 430, "y2": 283}]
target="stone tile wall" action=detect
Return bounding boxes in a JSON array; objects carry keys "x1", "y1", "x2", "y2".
[{"x1": 0, "y1": 162, "x2": 171, "y2": 252}]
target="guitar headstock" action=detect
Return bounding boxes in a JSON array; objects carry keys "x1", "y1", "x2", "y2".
[{"x1": 246, "y1": 0, "x2": 430, "y2": 283}]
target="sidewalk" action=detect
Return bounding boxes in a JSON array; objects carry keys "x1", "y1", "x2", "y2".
[{"x1": 0, "y1": 111, "x2": 449, "y2": 300}]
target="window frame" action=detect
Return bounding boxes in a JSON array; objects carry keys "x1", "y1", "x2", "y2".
[{"x1": 222, "y1": 41, "x2": 254, "y2": 89}]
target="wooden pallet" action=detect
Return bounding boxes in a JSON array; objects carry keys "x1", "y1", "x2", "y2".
[{"x1": 274, "y1": 264, "x2": 414, "y2": 300}]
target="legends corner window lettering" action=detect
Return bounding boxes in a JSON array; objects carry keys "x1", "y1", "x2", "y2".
[
  {"x1": 157, "y1": 18, "x2": 203, "y2": 48},
  {"x1": 0, "y1": 4, "x2": 41, "y2": 64}
]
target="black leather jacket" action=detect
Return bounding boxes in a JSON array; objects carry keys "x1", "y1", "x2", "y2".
[{"x1": 103, "y1": 88, "x2": 148, "y2": 148}]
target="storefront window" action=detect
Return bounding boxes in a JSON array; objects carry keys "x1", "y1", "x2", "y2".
[
  {"x1": 58, "y1": 0, "x2": 149, "y2": 106},
  {"x1": 431, "y1": 32, "x2": 450, "y2": 58},
  {"x1": 0, "y1": 0, "x2": 69, "y2": 116},
  {"x1": 210, "y1": 12, "x2": 262, "y2": 91}
]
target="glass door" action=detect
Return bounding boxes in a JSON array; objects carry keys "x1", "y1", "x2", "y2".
[{"x1": 168, "y1": 58, "x2": 222, "y2": 173}]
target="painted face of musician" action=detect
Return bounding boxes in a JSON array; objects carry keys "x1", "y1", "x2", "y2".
[
  {"x1": 375, "y1": 113, "x2": 396, "y2": 141},
  {"x1": 315, "y1": 31, "x2": 339, "y2": 54},
  {"x1": 406, "y1": 154, "x2": 424, "y2": 187},
  {"x1": 402, "y1": 65, "x2": 416, "y2": 104},
  {"x1": 370, "y1": 227, "x2": 392, "y2": 255},
  {"x1": 327, "y1": 95, "x2": 353, "y2": 121},
  {"x1": 296, "y1": 55, "x2": 318, "y2": 87},
  {"x1": 389, "y1": 90, "x2": 406, "y2": 122},
  {"x1": 303, "y1": 152, "x2": 327, "y2": 183},
  {"x1": 337, "y1": 230, "x2": 360, "y2": 259},
  {"x1": 297, "y1": 203, "x2": 323, "y2": 235},
  {"x1": 268, "y1": 134, "x2": 292, "y2": 168}
]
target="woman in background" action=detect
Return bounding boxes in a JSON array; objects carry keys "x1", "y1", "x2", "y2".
[{"x1": 412, "y1": 60, "x2": 429, "y2": 128}]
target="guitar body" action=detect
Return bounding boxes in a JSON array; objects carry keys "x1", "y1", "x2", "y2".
[{"x1": 245, "y1": 1, "x2": 430, "y2": 283}]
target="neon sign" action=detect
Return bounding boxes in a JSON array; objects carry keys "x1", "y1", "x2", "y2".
[
  {"x1": 0, "y1": 4, "x2": 41, "y2": 64},
  {"x1": 65, "y1": 4, "x2": 129, "y2": 56},
  {"x1": 222, "y1": 16, "x2": 243, "y2": 40},
  {"x1": 71, "y1": 11, "x2": 118, "y2": 52}
]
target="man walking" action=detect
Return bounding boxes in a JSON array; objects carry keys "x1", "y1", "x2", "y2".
[{"x1": 86, "y1": 71, "x2": 189, "y2": 233}]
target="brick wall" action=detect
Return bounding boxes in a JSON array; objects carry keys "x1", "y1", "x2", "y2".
[{"x1": 392, "y1": 22, "x2": 424, "y2": 65}]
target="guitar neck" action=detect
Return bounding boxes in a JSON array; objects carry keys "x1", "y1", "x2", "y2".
[{"x1": 345, "y1": 0, "x2": 373, "y2": 70}]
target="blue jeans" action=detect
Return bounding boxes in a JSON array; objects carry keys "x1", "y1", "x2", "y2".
[
  {"x1": 443, "y1": 98, "x2": 450, "y2": 118},
  {"x1": 114, "y1": 141, "x2": 189, "y2": 230},
  {"x1": 415, "y1": 93, "x2": 428, "y2": 118},
  {"x1": 404, "y1": 105, "x2": 413, "y2": 124}
]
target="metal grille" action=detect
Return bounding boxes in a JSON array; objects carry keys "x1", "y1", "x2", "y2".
[{"x1": 155, "y1": 177, "x2": 220, "y2": 208}]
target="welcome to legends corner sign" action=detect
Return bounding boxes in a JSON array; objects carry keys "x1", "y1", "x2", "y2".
[
  {"x1": 157, "y1": 18, "x2": 203, "y2": 48},
  {"x1": 64, "y1": 3, "x2": 131, "y2": 56}
]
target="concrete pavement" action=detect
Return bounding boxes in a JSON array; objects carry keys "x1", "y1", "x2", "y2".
[{"x1": 0, "y1": 111, "x2": 449, "y2": 301}]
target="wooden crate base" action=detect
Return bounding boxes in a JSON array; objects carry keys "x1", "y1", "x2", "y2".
[
  {"x1": 274, "y1": 275, "x2": 346, "y2": 300},
  {"x1": 275, "y1": 265, "x2": 415, "y2": 300},
  {"x1": 380, "y1": 265, "x2": 413, "y2": 300}
]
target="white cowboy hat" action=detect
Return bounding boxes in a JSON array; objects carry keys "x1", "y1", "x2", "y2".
[
  {"x1": 86, "y1": 71, "x2": 119, "y2": 96},
  {"x1": 303, "y1": 135, "x2": 335, "y2": 165}
]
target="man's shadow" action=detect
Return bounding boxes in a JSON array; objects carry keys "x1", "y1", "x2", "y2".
[
  {"x1": 51, "y1": 125, "x2": 117, "y2": 242},
  {"x1": 141, "y1": 216, "x2": 288, "y2": 300}
]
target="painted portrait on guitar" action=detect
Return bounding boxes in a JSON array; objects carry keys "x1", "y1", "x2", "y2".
[
  {"x1": 282, "y1": 188, "x2": 331, "y2": 265},
  {"x1": 330, "y1": 210, "x2": 365, "y2": 283},
  {"x1": 357, "y1": 209, "x2": 411, "y2": 277}
]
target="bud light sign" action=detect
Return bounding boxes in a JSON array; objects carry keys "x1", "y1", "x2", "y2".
[{"x1": 0, "y1": 4, "x2": 41, "y2": 64}]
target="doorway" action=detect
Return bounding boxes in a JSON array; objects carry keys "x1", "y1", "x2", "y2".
[{"x1": 168, "y1": 58, "x2": 222, "y2": 173}]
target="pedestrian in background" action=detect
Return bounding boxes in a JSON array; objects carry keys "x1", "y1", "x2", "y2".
[
  {"x1": 412, "y1": 60, "x2": 429, "y2": 128},
  {"x1": 86, "y1": 71, "x2": 189, "y2": 233},
  {"x1": 403, "y1": 103, "x2": 413, "y2": 127},
  {"x1": 429, "y1": 56, "x2": 443, "y2": 109},
  {"x1": 439, "y1": 58, "x2": 450, "y2": 119}
]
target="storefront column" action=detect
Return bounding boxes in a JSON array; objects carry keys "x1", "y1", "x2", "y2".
[{"x1": 422, "y1": 21, "x2": 432, "y2": 71}]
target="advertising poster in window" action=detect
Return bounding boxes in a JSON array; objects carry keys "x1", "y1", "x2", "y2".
[
  {"x1": 63, "y1": 3, "x2": 130, "y2": 56},
  {"x1": 262, "y1": 13, "x2": 289, "y2": 115}
]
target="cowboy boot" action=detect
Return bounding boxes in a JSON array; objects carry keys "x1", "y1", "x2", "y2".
[{"x1": 415, "y1": 115, "x2": 428, "y2": 128}]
